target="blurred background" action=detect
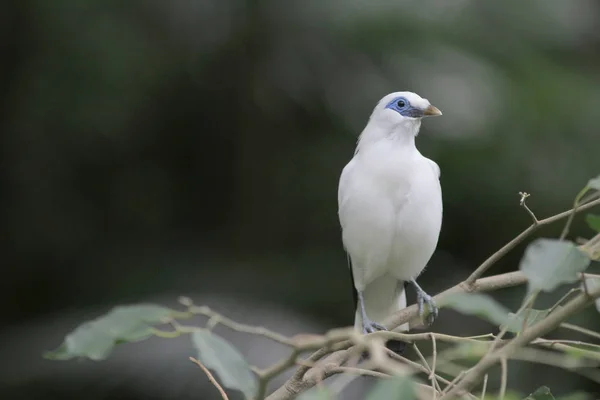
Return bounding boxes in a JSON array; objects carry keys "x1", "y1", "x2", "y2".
[{"x1": 1, "y1": 0, "x2": 600, "y2": 399}]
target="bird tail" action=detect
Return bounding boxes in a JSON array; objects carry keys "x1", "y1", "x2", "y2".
[{"x1": 353, "y1": 273, "x2": 409, "y2": 333}]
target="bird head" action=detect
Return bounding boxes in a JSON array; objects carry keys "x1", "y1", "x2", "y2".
[{"x1": 368, "y1": 91, "x2": 442, "y2": 136}]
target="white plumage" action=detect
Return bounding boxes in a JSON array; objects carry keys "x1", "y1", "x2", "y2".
[{"x1": 337, "y1": 91, "x2": 443, "y2": 334}]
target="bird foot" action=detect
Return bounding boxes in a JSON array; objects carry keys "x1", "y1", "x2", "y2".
[
  {"x1": 362, "y1": 319, "x2": 387, "y2": 334},
  {"x1": 411, "y1": 279, "x2": 438, "y2": 326},
  {"x1": 416, "y1": 290, "x2": 438, "y2": 325}
]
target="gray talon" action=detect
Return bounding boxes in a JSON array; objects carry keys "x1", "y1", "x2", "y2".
[
  {"x1": 362, "y1": 320, "x2": 387, "y2": 334},
  {"x1": 410, "y1": 279, "x2": 438, "y2": 326},
  {"x1": 358, "y1": 291, "x2": 388, "y2": 334}
]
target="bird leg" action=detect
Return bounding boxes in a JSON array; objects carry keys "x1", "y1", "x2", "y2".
[
  {"x1": 410, "y1": 279, "x2": 438, "y2": 325},
  {"x1": 357, "y1": 291, "x2": 387, "y2": 334}
]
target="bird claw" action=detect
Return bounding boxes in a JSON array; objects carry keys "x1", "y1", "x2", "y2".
[
  {"x1": 357, "y1": 291, "x2": 388, "y2": 334},
  {"x1": 416, "y1": 290, "x2": 438, "y2": 326},
  {"x1": 362, "y1": 319, "x2": 387, "y2": 334}
]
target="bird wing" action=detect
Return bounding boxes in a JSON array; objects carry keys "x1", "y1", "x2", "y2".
[
  {"x1": 338, "y1": 158, "x2": 397, "y2": 289},
  {"x1": 426, "y1": 159, "x2": 441, "y2": 179},
  {"x1": 337, "y1": 159, "x2": 355, "y2": 214}
]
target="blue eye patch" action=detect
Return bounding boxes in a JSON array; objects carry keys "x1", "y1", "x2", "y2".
[{"x1": 385, "y1": 96, "x2": 424, "y2": 118}]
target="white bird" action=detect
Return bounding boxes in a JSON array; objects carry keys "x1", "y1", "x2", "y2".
[{"x1": 338, "y1": 91, "x2": 443, "y2": 337}]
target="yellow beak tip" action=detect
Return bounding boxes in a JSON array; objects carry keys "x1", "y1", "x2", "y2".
[{"x1": 423, "y1": 105, "x2": 442, "y2": 116}]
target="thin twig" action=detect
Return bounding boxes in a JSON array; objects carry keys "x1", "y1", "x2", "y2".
[
  {"x1": 549, "y1": 288, "x2": 579, "y2": 314},
  {"x1": 332, "y1": 366, "x2": 390, "y2": 379},
  {"x1": 388, "y1": 351, "x2": 452, "y2": 388},
  {"x1": 560, "y1": 322, "x2": 600, "y2": 340},
  {"x1": 480, "y1": 375, "x2": 488, "y2": 400},
  {"x1": 418, "y1": 334, "x2": 441, "y2": 400},
  {"x1": 189, "y1": 357, "x2": 229, "y2": 400},
  {"x1": 430, "y1": 333, "x2": 438, "y2": 383},
  {"x1": 413, "y1": 343, "x2": 442, "y2": 396},
  {"x1": 519, "y1": 192, "x2": 538, "y2": 224},
  {"x1": 509, "y1": 347, "x2": 600, "y2": 374},
  {"x1": 532, "y1": 341, "x2": 600, "y2": 361},
  {"x1": 326, "y1": 353, "x2": 368, "y2": 395},
  {"x1": 190, "y1": 306, "x2": 294, "y2": 346},
  {"x1": 441, "y1": 370, "x2": 468, "y2": 396},
  {"x1": 499, "y1": 358, "x2": 507, "y2": 400},
  {"x1": 560, "y1": 186, "x2": 590, "y2": 240},
  {"x1": 386, "y1": 350, "x2": 478, "y2": 400},
  {"x1": 486, "y1": 291, "x2": 537, "y2": 356},
  {"x1": 255, "y1": 350, "x2": 300, "y2": 399},
  {"x1": 375, "y1": 331, "x2": 494, "y2": 346},
  {"x1": 533, "y1": 338, "x2": 600, "y2": 350},
  {"x1": 466, "y1": 197, "x2": 600, "y2": 285},
  {"x1": 150, "y1": 328, "x2": 182, "y2": 338},
  {"x1": 367, "y1": 338, "x2": 408, "y2": 376},
  {"x1": 440, "y1": 286, "x2": 600, "y2": 400},
  {"x1": 520, "y1": 291, "x2": 539, "y2": 333}
]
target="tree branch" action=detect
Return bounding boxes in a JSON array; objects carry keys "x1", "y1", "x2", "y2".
[
  {"x1": 465, "y1": 197, "x2": 600, "y2": 285},
  {"x1": 190, "y1": 357, "x2": 230, "y2": 400},
  {"x1": 383, "y1": 271, "x2": 527, "y2": 331},
  {"x1": 439, "y1": 286, "x2": 600, "y2": 400},
  {"x1": 266, "y1": 271, "x2": 528, "y2": 400},
  {"x1": 266, "y1": 270, "x2": 600, "y2": 399},
  {"x1": 200, "y1": 196, "x2": 600, "y2": 400}
]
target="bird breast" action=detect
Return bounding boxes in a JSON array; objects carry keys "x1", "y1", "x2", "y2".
[{"x1": 343, "y1": 146, "x2": 442, "y2": 284}]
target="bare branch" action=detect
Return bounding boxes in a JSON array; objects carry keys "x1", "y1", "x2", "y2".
[
  {"x1": 189, "y1": 357, "x2": 230, "y2": 400},
  {"x1": 383, "y1": 271, "x2": 527, "y2": 332},
  {"x1": 465, "y1": 197, "x2": 600, "y2": 285},
  {"x1": 439, "y1": 286, "x2": 600, "y2": 400},
  {"x1": 190, "y1": 306, "x2": 295, "y2": 346},
  {"x1": 560, "y1": 186, "x2": 596, "y2": 240},
  {"x1": 480, "y1": 375, "x2": 488, "y2": 400},
  {"x1": 182, "y1": 196, "x2": 600, "y2": 400},
  {"x1": 332, "y1": 366, "x2": 390, "y2": 379},
  {"x1": 441, "y1": 370, "x2": 469, "y2": 396},
  {"x1": 519, "y1": 192, "x2": 538, "y2": 224},
  {"x1": 412, "y1": 342, "x2": 442, "y2": 396},
  {"x1": 499, "y1": 357, "x2": 507, "y2": 400},
  {"x1": 386, "y1": 349, "x2": 477, "y2": 400},
  {"x1": 267, "y1": 271, "x2": 528, "y2": 400},
  {"x1": 430, "y1": 334, "x2": 438, "y2": 385},
  {"x1": 560, "y1": 322, "x2": 600, "y2": 340}
]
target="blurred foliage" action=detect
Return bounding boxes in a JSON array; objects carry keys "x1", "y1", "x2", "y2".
[{"x1": 43, "y1": 217, "x2": 600, "y2": 399}]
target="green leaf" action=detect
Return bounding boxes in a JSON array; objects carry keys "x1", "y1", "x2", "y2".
[
  {"x1": 585, "y1": 214, "x2": 600, "y2": 232},
  {"x1": 501, "y1": 308, "x2": 549, "y2": 333},
  {"x1": 297, "y1": 387, "x2": 336, "y2": 400},
  {"x1": 588, "y1": 175, "x2": 600, "y2": 191},
  {"x1": 439, "y1": 293, "x2": 509, "y2": 325},
  {"x1": 523, "y1": 386, "x2": 555, "y2": 400},
  {"x1": 520, "y1": 239, "x2": 590, "y2": 293},
  {"x1": 45, "y1": 304, "x2": 175, "y2": 360},
  {"x1": 192, "y1": 330, "x2": 257, "y2": 399},
  {"x1": 366, "y1": 376, "x2": 416, "y2": 400}
]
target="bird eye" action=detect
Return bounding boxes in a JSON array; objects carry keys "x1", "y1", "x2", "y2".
[{"x1": 397, "y1": 99, "x2": 406, "y2": 108}]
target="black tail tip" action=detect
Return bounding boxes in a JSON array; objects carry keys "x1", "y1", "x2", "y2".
[
  {"x1": 359, "y1": 339, "x2": 407, "y2": 361},
  {"x1": 385, "y1": 339, "x2": 407, "y2": 355}
]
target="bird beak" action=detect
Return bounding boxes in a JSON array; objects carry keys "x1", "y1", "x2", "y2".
[{"x1": 423, "y1": 104, "x2": 442, "y2": 117}]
